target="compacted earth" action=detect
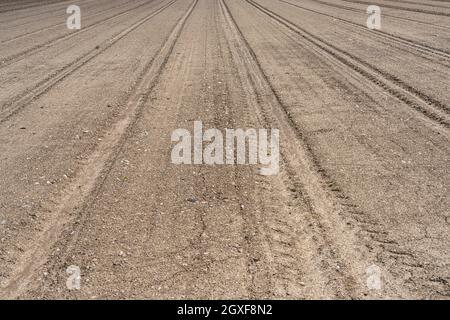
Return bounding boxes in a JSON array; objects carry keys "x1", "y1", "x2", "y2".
[{"x1": 0, "y1": 0, "x2": 449, "y2": 299}]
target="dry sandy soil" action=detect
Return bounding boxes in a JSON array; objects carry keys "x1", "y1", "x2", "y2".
[{"x1": 0, "y1": 0, "x2": 449, "y2": 299}]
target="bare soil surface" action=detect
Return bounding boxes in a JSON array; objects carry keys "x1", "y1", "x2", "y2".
[{"x1": 0, "y1": 0, "x2": 448, "y2": 299}]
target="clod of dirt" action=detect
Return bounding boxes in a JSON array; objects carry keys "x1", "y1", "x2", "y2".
[{"x1": 187, "y1": 197, "x2": 197, "y2": 203}]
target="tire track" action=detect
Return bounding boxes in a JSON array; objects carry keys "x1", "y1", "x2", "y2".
[
  {"x1": 235, "y1": 0, "x2": 443, "y2": 297},
  {"x1": 0, "y1": 0, "x2": 134, "y2": 44},
  {"x1": 218, "y1": 0, "x2": 309, "y2": 298},
  {"x1": 249, "y1": 24, "x2": 445, "y2": 296},
  {"x1": 0, "y1": 0, "x2": 198, "y2": 299},
  {"x1": 215, "y1": 27, "x2": 328, "y2": 297},
  {"x1": 225, "y1": 0, "x2": 448, "y2": 298},
  {"x1": 310, "y1": 0, "x2": 450, "y2": 32},
  {"x1": 0, "y1": 0, "x2": 175, "y2": 125},
  {"x1": 247, "y1": 0, "x2": 450, "y2": 128},
  {"x1": 280, "y1": 0, "x2": 450, "y2": 65},
  {"x1": 209, "y1": 4, "x2": 276, "y2": 297},
  {"x1": 219, "y1": 0, "x2": 381, "y2": 299},
  {"x1": 341, "y1": 0, "x2": 450, "y2": 17},
  {"x1": 0, "y1": 0, "x2": 158, "y2": 68}
]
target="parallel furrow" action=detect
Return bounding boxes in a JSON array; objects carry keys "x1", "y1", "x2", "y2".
[
  {"x1": 280, "y1": 0, "x2": 450, "y2": 64},
  {"x1": 246, "y1": 0, "x2": 448, "y2": 297},
  {"x1": 341, "y1": 0, "x2": 450, "y2": 17},
  {"x1": 0, "y1": 0, "x2": 135, "y2": 44},
  {"x1": 310, "y1": 0, "x2": 450, "y2": 31},
  {"x1": 0, "y1": 0, "x2": 68, "y2": 13},
  {"x1": 248, "y1": 0, "x2": 450, "y2": 128},
  {"x1": 223, "y1": 0, "x2": 445, "y2": 298},
  {"x1": 220, "y1": 0, "x2": 370, "y2": 298},
  {"x1": 0, "y1": 0, "x2": 157, "y2": 68},
  {"x1": 0, "y1": 0, "x2": 176, "y2": 125},
  {"x1": 0, "y1": 0, "x2": 94, "y2": 24},
  {"x1": 1, "y1": 0, "x2": 198, "y2": 299},
  {"x1": 389, "y1": 0, "x2": 450, "y2": 10}
]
